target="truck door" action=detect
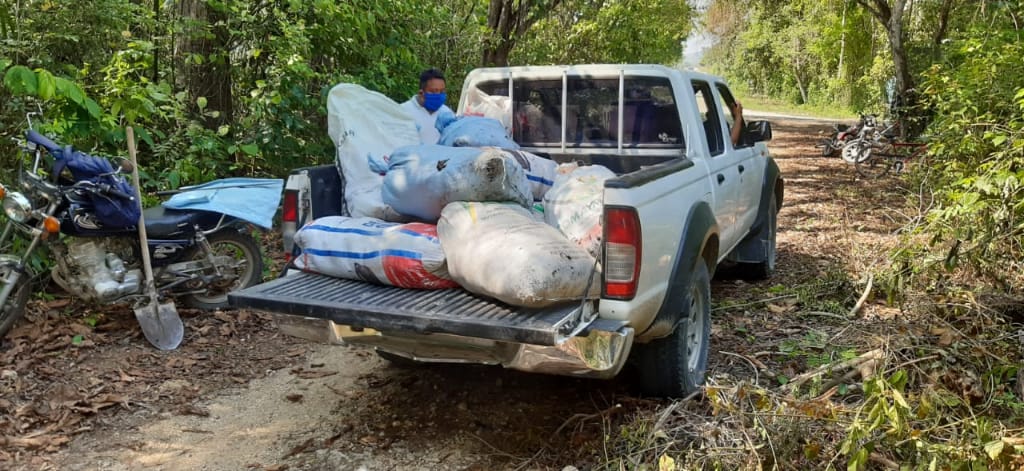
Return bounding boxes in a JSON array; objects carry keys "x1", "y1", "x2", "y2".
[
  {"x1": 714, "y1": 83, "x2": 763, "y2": 235},
  {"x1": 691, "y1": 80, "x2": 743, "y2": 250}
]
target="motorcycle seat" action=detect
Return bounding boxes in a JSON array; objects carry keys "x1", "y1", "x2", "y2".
[{"x1": 143, "y1": 206, "x2": 224, "y2": 238}]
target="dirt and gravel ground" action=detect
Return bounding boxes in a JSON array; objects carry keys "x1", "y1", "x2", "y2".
[{"x1": 1, "y1": 115, "x2": 902, "y2": 470}]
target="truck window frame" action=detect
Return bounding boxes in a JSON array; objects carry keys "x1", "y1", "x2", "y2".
[
  {"x1": 471, "y1": 75, "x2": 685, "y2": 151},
  {"x1": 714, "y1": 83, "x2": 751, "y2": 149},
  {"x1": 691, "y1": 80, "x2": 725, "y2": 156}
]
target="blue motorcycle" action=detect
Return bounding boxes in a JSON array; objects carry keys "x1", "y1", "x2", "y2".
[{"x1": 0, "y1": 118, "x2": 269, "y2": 347}]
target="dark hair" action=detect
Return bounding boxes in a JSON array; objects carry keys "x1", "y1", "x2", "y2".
[{"x1": 419, "y1": 68, "x2": 446, "y2": 90}]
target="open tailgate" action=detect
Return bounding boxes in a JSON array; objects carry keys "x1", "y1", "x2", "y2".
[{"x1": 228, "y1": 272, "x2": 588, "y2": 346}]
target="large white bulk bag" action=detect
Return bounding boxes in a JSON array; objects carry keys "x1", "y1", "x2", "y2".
[
  {"x1": 502, "y1": 149, "x2": 558, "y2": 201},
  {"x1": 327, "y1": 83, "x2": 419, "y2": 221},
  {"x1": 543, "y1": 164, "x2": 616, "y2": 258},
  {"x1": 438, "y1": 202, "x2": 597, "y2": 307},
  {"x1": 293, "y1": 216, "x2": 458, "y2": 289},
  {"x1": 381, "y1": 145, "x2": 532, "y2": 222}
]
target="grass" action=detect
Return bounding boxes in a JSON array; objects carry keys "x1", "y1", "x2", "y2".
[{"x1": 739, "y1": 94, "x2": 859, "y2": 121}]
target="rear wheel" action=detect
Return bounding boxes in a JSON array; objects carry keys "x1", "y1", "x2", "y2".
[
  {"x1": 182, "y1": 230, "x2": 263, "y2": 310},
  {"x1": 0, "y1": 264, "x2": 32, "y2": 338},
  {"x1": 636, "y1": 261, "x2": 712, "y2": 397}
]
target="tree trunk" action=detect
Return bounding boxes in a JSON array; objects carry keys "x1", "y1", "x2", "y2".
[
  {"x1": 854, "y1": 0, "x2": 914, "y2": 99},
  {"x1": 175, "y1": 0, "x2": 233, "y2": 129},
  {"x1": 482, "y1": 0, "x2": 562, "y2": 66},
  {"x1": 837, "y1": 0, "x2": 847, "y2": 80}
]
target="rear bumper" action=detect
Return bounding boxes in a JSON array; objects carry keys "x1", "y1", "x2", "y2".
[{"x1": 274, "y1": 314, "x2": 634, "y2": 380}]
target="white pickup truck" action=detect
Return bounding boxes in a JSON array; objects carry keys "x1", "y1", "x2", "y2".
[{"x1": 229, "y1": 64, "x2": 783, "y2": 397}]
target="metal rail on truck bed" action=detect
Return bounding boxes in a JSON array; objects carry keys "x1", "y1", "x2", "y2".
[{"x1": 228, "y1": 272, "x2": 587, "y2": 346}]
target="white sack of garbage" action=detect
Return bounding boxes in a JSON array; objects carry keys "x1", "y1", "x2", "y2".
[
  {"x1": 381, "y1": 145, "x2": 532, "y2": 222},
  {"x1": 435, "y1": 110, "x2": 518, "y2": 149},
  {"x1": 461, "y1": 87, "x2": 513, "y2": 133},
  {"x1": 327, "y1": 83, "x2": 418, "y2": 221},
  {"x1": 293, "y1": 216, "x2": 458, "y2": 289},
  {"x1": 438, "y1": 202, "x2": 597, "y2": 307},
  {"x1": 501, "y1": 149, "x2": 558, "y2": 201},
  {"x1": 543, "y1": 164, "x2": 616, "y2": 258}
]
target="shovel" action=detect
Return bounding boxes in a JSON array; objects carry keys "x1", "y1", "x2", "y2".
[{"x1": 126, "y1": 127, "x2": 184, "y2": 350}]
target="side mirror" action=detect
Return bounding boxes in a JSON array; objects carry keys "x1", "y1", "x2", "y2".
[{"x1": 745, "y1": 120, "x2": 772, "y2": 143}]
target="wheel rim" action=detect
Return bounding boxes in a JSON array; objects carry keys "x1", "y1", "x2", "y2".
[
  {"x1": 189, "y1": 239, "x2": 256, "y2": 305},
  {"x1": 686, "y1": 284, "x2": 707, "y2": 373}
]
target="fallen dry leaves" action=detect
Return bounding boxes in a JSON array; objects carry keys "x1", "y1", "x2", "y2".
[{"x1": 0, "y1": 298, "x2": 304, "y2": 467}]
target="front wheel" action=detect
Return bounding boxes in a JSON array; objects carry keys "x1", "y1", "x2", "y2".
[
  {"x1": 182, "y1": 230, "x2": 264, "y2": 310},
  {"x1": 0, "y1": 264, "x2": 32, "y2": 338},
  {"x1": 855, "y1": 153, "x2": 892, "y2": 179},
  {"x1": 818, "y1": 138, "x2": 836, "y2": 157},
  {"x1": 636, "y1": 261, "x2": 712, "y2": 397}
]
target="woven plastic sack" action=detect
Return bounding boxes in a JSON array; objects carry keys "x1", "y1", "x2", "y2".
[
  {"x1": 327, "y1": 83, "x2": 419, "y2": 220},
  {"x1": 543, "y1": 164, "x2": 616, "y2": 258},
  {"x1": 438, "y1": 202, "x2": 596, "y2": 307},
  {"x1": 381, "y1": 145, "x2": 531, "y2": 222},
  {"x1": 501, "y1": 149, "x2": 558, "y2": 201},
  {"x1": 460, "y1": 87, "x2": 512, "y2": 133},
  {"x1": 293, "y1": 216, "x2": 458, "y2": 289},
  {"x1": 435, "y1": 110, "x2": 518, "y2": 149}
]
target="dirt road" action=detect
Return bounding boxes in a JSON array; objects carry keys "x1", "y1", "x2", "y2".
[{"x1": 3, "y1": 115, "x2": 889, "y2": 470}]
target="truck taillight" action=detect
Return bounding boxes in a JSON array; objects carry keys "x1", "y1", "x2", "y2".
[
  {"x1": 282, "y1": 189, "x2": 299, "y2": 262},
  {"x1": 603, "y1": 206, "x2": 641, "y2": 300},
  {"x1": 282, "y1": 190, "x2": 298, "y2": 223}
]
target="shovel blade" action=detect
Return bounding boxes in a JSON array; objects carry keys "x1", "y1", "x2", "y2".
[{"x1": 134, "y1": 302, "x2": 184, "y2": 350}]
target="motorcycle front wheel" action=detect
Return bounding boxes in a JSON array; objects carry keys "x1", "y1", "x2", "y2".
[
  {"x1": 0, "y1": 263, "x2": 32, "y2": 338},
  {"x1": 182, "y1": 230, "x2": 264, "y2": 310}
]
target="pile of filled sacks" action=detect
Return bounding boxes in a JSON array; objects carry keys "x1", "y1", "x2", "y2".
[{"x1": 298, "y1": 84, "x2": 616, "y2": 308}]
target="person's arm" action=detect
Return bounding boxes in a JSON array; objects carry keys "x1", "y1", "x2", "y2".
[{"x1": 730, "y1": 101, "x2": 744, "y2": 146}]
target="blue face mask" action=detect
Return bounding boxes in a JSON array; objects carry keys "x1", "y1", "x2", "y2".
[{"x1": 422, "y1": 92, "x2": 446, "y2": 112}]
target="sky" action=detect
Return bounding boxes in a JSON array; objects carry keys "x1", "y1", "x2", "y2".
[{"x1": 681, "y1": 0, "x2": 714, "y2": 70}]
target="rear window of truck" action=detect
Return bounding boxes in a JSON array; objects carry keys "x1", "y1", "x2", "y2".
[{"x1": 473, "y1": 76, "x2": 684, "y2": 150}]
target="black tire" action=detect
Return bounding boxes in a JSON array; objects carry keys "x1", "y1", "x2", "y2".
[
  {"x1": 636, "y1": 261, "x2": 712, "y2": 398},
  {"x1": 740, "y1": 195, "x2": 778, "y2": 279},
  {"x1": 182, "y1": 230, "x2": 263, "y2": 310},
  {"x1": 0, "y1": 264, "x2": 32, "y2": 338},
  {"x1": 819, "y1": 138, "x2": 835, "y2": 157},
  {"x1": 855, "y1": 153, "x2": 892, "y2": 179}
]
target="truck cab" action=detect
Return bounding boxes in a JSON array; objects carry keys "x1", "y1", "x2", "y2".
[{"x1": 230, "y1": 64, "x2": 782, "y2": 397}]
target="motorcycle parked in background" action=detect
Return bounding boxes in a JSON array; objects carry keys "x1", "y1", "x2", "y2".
[
  {"x1": 0, "y1": 116, "x2": 268, "y2": 343},
  {"x1": 817, "y1": 113, "x2": 874, "y2": 158}
]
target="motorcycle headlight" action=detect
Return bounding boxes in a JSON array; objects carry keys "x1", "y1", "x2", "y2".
[{"x1": 3, "y1": 192, "x2": 32, "y2": 222}]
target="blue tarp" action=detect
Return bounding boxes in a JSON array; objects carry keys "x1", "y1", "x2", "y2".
[{"x1": 162, "y1": 178, "x2": 284, "y2": 230}]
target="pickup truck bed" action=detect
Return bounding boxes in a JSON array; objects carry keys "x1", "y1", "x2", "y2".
[{"x1": 229, "y1": 271, "x2": 586, "y2": 345}]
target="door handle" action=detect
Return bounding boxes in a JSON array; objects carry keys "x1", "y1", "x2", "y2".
[
  {"x1": 738, "y1": 165, "x2": 745, "y2": 173},
  {"x1": 717, "y1": 174, "x2": 725, "y2": 184}
]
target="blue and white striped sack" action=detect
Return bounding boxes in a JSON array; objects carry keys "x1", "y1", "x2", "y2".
[{"x1": 293, "y1": 216, "x2": 458, "y2": 289}]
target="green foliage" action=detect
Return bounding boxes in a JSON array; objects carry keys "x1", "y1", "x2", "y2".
[
  {"x1": 515, "y1": 0, "x2": 693, "y2": 65},
  {"x1": 889, "y1": 7, "x2": 1024, "y2": 294}
]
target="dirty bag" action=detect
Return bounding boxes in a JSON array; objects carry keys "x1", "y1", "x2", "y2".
[{"x1": 438, "y1": 202, "x2": 597, "y2": 307}]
